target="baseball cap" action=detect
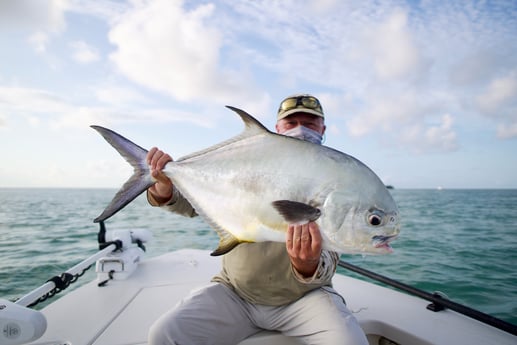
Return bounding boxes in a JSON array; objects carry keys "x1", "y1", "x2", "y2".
[{"x1": 277, "y1": 94, "x2": 324, "y2": 120}]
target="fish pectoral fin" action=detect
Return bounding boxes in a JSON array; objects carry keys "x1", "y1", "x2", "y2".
[
  {"x1": 210, "y1": 231, "x2": 247, "y2": 256},
  {"x1": 272, "y1": 200, "x2": 321, "y2": 224}
]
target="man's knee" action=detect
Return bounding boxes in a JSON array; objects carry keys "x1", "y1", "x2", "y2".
[{"x1": 148, "y1": 310, "x2": 183, "y2": 345}]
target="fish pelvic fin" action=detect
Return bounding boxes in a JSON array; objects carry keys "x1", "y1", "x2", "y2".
[
  {"x1": 91, "y1": 125, "x2": 155, "y2": 223},
  {"x1": 210, "y1": 230, "x2": 249, "y2": 256},
  {"x1": 272, "y1": 200, "x2": 321, "y2": 224}
]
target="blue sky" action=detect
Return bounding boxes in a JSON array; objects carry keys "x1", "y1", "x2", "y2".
[{"x1": 1, "y1": 0, "x2": 516, "y2": 189}]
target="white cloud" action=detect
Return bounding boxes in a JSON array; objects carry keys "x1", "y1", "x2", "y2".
[
  {"x1": 0, "y1": 87, "x2": 70, "y2": 115},
  {"x1": 343, "y1": 84, "x2": 460, "y2": 152},
  {"x1": 28, "y1": 31, "x2": 50, "y2": 53},
  {"x1": 308, "y1": 0, "x2": 339, "y2": 13},
  {"x1": 83, "y1": 158, "x2": 133, "y2": 188},
  {"x1": 475, "y1": 72, "x2": 517, "y2": 139},
  {"x1": 477, "y1": 72, "x2": 517, "y2": 114},
  {"x1": 95, "y1": 85, "x2": 149, "y2": 105},
  {"x1": 238, "y1": 1, "x2": 516, "y2": 145},
  {"x1": 51, "y1": 106, "x2": 116, "y2": 130},
  {"x1": 362, "y1": 9, "x2": 424, "y2": 81},
  {"x1": 0, "y1": 0, "x2": 68, "y2": 54},
  {"x1": 53, "y1": 106, "x2": 215, "y2": 130},
  {"x1": 424, "y1": 114, "x2": 458, "y2": 151},
  {"x1": 70, "y1": 40, "x2": 100, "y2": 63},
  {"x1": 0, "y1": 87, "x2": 110, "y2": 130},
  {"x1": 0, "y1": 0, "x2": 67, "y2": 32},
  {"x1": 0, "y1": 85, "x2": 215, "y2": 130},
  {"x1": 392, "y1": 114, "x2": 458, "y2": 153},
  {"x1": 94, "y1": 0, "x2": 516, "y2": 149},
  {"x1": 449, "y1": 50, "x2": 501, "y2": 87},
  {"x1": 345, "y1": 90, "x2": 419, "y2": 137},
  {"x1": 497, "y1": 123, "x2": 517, "y2": 139},
  {"x1": 106, "y1": 0, "x2": 270, "y2": 115},
  {"x1": 66, "y1": 0, "x2": 128, "y2": 20},
  {"x1": 2, "y1": 0, "x2": 516, "y2": 160},
  {"x1": 27, "y1": 115, "x2": 42, "y2": 127}
]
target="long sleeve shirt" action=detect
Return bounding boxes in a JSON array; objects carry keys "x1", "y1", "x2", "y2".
[{"x1": 147, "y1": 189, "x2": 339, "y2": 305}]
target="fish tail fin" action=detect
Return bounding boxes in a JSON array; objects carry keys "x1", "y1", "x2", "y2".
[{"x1": 91, "y1": 125, "x2": 155, "y2": 223}]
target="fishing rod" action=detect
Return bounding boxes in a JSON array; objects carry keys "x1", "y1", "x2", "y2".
[{"x1": 337, "y1": 260, "x2": 517, "y2": 336}]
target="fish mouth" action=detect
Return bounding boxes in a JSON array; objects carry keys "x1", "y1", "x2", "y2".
[{"x1": 371, "y1": 234, "x2": 398, "y2": 252}]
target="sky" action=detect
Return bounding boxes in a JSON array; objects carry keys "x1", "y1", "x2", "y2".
[{"x1": 1, "y1": 0, "x2": 516, "y2": 189}]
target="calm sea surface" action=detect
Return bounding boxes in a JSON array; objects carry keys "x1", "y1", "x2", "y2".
[{"x1": 0, "y1": 188, "x2": 516, "y2": 325}]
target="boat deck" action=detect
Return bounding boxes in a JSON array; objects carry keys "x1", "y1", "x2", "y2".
[{"x1": 29, "y1": 249, "x2": 516, "y2": 345}]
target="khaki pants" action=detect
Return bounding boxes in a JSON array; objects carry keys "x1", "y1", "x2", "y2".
[{"x1": 148, "y1": 283, "x2": 368, "y2": 345}]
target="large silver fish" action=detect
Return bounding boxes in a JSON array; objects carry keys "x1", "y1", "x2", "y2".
[{"x1": 92, "y1": 106, "x2": 400, "y2": 256}]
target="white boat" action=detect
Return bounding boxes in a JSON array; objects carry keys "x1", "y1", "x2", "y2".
[{"x1": 2, "y1": 225, "x2": 516, "y2": 345}]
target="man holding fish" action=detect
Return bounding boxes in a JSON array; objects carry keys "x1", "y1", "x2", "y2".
[{"x1": 146, "y1": 94, "x2": 369, "y2": 345}]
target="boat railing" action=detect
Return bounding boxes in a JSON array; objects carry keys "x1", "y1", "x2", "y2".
[
  {"x1": 15, "y1": 242, "x2": 120, "y2": 308},
  {"x1": 10, "y1": 221, "x2": 152, "y2": 309},
  {"x1": 0, "y1": 222, "x2": 152, "y2": 345}
]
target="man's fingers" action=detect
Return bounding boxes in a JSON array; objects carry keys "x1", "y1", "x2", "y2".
[
  {"x1": 157, "y1": 154, "x2": 172, "y2": 169},
  {"x1": 147, "y1": 147, "x2": 158, "y2": 165},
  {"x1": 147, "y1": 147, "x2": 173, "y2": 170},
  {"x1": 307, "y1": 222, "x2": 322, "y2": 251},
  {"x1": 286, "y1": 223, "x2": 310, "y2": 251},
  {"x1": 287, "y1": 225, "x2": 294, "y2": 244},
  {"x1": 300, "y1": 224, "x2": 312, "y2": 251}
]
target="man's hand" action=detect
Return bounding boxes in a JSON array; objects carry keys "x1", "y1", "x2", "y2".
[
  {"x1": 286, "y1": 222, "x2": 322, "y2": 277},
  {"x1": 147, "y1": 147, "x2": 174, "y2": 203}
]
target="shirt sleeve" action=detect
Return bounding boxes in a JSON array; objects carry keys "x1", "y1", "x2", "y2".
[
  {"x1": 291, "y1": 250, "x2": 339, "y2": 284},
  {"x1": 146, "y1": 187, "x2": 197, "y2": 218}
]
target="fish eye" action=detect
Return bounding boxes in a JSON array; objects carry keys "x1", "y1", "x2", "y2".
[{"x1": 368, "y1": 214, "x2": 382, "y2": 226}]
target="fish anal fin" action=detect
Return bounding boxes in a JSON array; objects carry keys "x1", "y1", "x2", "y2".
[
  {"x1": 272, "y1": 200, "x2": 321, "y2": 224},
  {"x1": 210, "y1": 230, "x2": 250, "y2": 256}
]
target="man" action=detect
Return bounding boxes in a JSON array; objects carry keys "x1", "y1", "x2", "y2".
[{"x1": 146, "y1": 94, "x2": 368, "y2": 345}]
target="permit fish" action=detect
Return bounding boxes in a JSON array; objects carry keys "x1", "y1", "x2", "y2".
[{"x1": 91, "y1": 106, "x2": 400, "y2": 256}]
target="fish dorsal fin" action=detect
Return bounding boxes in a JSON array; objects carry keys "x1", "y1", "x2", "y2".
[
  {"x1": 272, "y1": 200, "x2": 321, "y2": 224},
  {"x1": 225, "y1": 105, "x2": 270, "y2": 133},
  {"x1": 210, "y1": 230, "x2": 247, "y2": 256},
  {"x1": 176, "y1": 106, "x2": 270, "y2": 163}
]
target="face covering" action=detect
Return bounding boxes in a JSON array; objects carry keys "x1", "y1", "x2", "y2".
[{"x1": 282, "y1": 126, "x2": 323, "y2": 145}]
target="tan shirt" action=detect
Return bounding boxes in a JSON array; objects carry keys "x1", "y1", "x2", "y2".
[{"x1": 148, "y1": 190, "x2": 339, "y2": 305}]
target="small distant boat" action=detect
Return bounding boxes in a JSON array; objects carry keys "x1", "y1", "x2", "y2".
[
  {"x1": 2, "y1": 222, "x2": 516, "y2": 345},
  {"x1": 386, "y1": 185, "x2": 394, "y2": 189}
]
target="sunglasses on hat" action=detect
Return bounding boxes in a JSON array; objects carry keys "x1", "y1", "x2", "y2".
[
  {"x1": 279, "y1": 96, "x2": 322, "y2": 113},
  {"x1": 277, "y1": 95, "x2": 324, "y2": 119}
]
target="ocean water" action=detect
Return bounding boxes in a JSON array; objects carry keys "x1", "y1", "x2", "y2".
[{"x1": 0, "y1": 188, "x2": 516, "y2": 326}]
